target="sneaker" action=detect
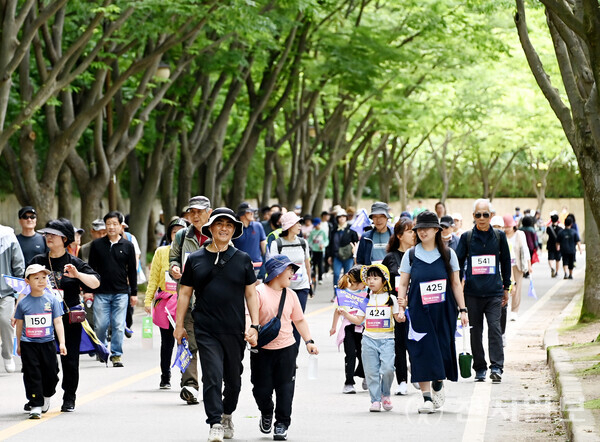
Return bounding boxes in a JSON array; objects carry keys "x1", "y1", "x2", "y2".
[
  {"x1": 564, "y1": 275, "x2": 568, "y2": 280},
  {"x1": 110, "y1": 356, "x2": 124, "y2": 367},
  {"x1": 568, "y1": 275, "x2": 573, "y2": 279},
  {"x1": 551, "y1": 269, "x2": 556, "y2": 278},
  {"x1": 180, "y1": 385, "x2": 199, "y2": 404},
  {"x1": 159, "y1": 381, "x2": 171, "y2": 389},
  {"x1": 431, "y1": 382, "x2": 445, "y2": 409},
  {"x1": 490, "y1": 368, "x2": 502, "y2": 383},
  {"x1": 61, "y1": 400, "x2": 75, "y2": 412},
  {"x1": 342, "y1": 384, "x2": 356, "y2": 394},
  {"x1": 124, "y1": 327, "x2": 133, "y2": 338},
  {"x1": 369, "y1": 401, "x2": 381, "y2": 412},
  {"x1": 318, "y1": 280, "x2": 323, "y2": 285},
  {"x1": 42, "y1": 397, "x2": 51, "y2": 413},
  {"x1": 29, "y1": 406, "x2": 42, "y2": 419},
  {"x1": 475, "y1": 369, "x2": 487, "y2": 382},
  {"x1": 381, "y1": 396, "x2": 393, "y2": 411},
  {"x1": 273, "y1": 422, "x2": 288, "y2": 441},
  {"x1": 395, "y1": 381, "x2": 408, "y2": 396},
  {"x1": 221, "y1": 414, "x2": 234, "y2": 439},
  {"x1": 208, "y1": 423, "x2": 224, "y2": 442},
  {"x1": 3, "y1": 357, "x2": 15, "y2": 373},
  {"x1": 23, "y1": 402, "x2": 32, "y2": 413},
  {"x1": 361, "y1": 378, "x2": 368, "y2": 390},
  {"x1": 418, "y1": 400, "x2": 435, "y2": 414},
  {"x1": 259, "y1": 414, "x2": 273, "y2": 434}
]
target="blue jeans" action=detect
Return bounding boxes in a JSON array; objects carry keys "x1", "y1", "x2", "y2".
[
  {"x1": 333, "y1": 257, "x2": 354, "y2": 296},
  {"x1": 361, "y1": 335, "x2": 395, "y2": 403},
  {"x1": 93, "y1": 293, "x2": 129, "y2": 357}
]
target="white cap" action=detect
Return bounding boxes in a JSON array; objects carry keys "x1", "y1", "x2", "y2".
[
  {"x1": 490, "y1": 215, "x2": 504, "y2": 228},
  {"x1": 452, "y1": 213, "x2": 463, "y2": 221}
]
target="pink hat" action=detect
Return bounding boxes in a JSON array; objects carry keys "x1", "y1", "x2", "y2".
[
  {"x1": 280, "y1": 211, "x2": 302, "y2": 231},
  {"x1": 502, "y1": 214, "x2": 516, "y2": 227}
]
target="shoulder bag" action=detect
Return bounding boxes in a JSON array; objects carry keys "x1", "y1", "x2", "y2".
[{"x1": 257, "y1": 288, "x2": 287, "y2": 348}]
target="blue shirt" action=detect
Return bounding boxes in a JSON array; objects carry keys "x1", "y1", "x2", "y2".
[
  {"x1": 371, "y1": 230, "x2": 391, "y2": 263},
  {"x1": 14, "y1": 291, "x2": 64, "y2": 343},
  {"x1": 233, "y1": 221, "x2": 266, "y2": 264},
  {"x1": 400, "y1": 243, "x2": 459, "y2": 274}
]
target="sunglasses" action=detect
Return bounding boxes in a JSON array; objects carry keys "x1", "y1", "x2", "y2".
[
  {"x1": 474, "y1": 212, "x2": 490, "y2": 219},
  {"x1": 21, "y1": 215, "x2": 36, "y2": 220}
]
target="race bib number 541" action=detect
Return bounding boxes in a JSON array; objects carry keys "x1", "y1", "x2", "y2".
[{"x1": 471, "y1": 255, "x2": 496, "y2": 275}]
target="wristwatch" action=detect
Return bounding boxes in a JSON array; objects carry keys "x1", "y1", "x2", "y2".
[
  {"x1": 459, "y1": 308, "x2": 468, "y2": 313},
  {"x1": 250, "y1": 324, "x2": 261, "y2": 332},
  {"x1": 305, "y1": 339, "x2": 315, "y2": 345}
]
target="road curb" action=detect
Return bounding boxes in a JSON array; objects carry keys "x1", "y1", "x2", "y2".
[{"x1": 544, "y1": 288, "x2": 597, "y2": 441}]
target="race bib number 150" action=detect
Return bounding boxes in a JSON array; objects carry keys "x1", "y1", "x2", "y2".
[{"x1": 24, "y1": 313, "x2": 52, "y2": 338}]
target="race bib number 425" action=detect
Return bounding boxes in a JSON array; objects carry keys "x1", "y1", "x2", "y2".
[
  {"x1": 24, "y1": 313, "x2": 52, "y2": 338},
  {"x1": 419, "y1": 279, "x2": 446, "y2": 305},
  {"x1": 471, "y1": 255, "x2": 496, "y2": 275}
]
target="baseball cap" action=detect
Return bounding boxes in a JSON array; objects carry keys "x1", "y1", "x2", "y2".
[
  {"x1": 91, "y1": 219, "x2": 106, "y2": 231},
  {"x1": 25, "y1": 264, "x2": 51, "y2": 279},
  {"x1": 188, "y1": 196, "x2": 211, "y2": 211},
  {"x1": 18, "y1": 206, "x2": 36, "y2": 219}
]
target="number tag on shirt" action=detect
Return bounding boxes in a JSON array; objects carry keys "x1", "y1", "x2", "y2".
[
  {"x1": 471, "y1": 255, "x2": 496, "y2": 275},
  {"x1": 419, "y1": 279, "x2": 446, "y2": 305},
  {"x1": 165, "y1": 271, "x2": 177, "y2": 292},
  {"x1": 365, "y1": 305, "x2": 392, "y2": 330},
  {"x1": 24, "y1": 313, "x2": 53, "y2": 338}
]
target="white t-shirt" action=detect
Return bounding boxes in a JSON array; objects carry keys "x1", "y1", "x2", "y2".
[
  {"x1": 269, "y1": 237, "x2": 311, "y2": 290},
  {"x1": 356, "y1": 292, "x2": 399, "y2": 340}
]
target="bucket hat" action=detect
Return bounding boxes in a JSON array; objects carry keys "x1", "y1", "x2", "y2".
[
  {"x1": 166, "y1": 217, "x2": 189, "y2": 243},
  {"x1": 360, "y1": 263, "x2": 392, "y2": 292},
  {"x1": 280, "y1": 212, "x2": 302, "y2": 231},
  {"x1": 369, "y1": 201, "x2": 391, "y2": 219},
  {"x1": 413, "y1": 211, "x2": 441, "y2": 230},
  {"x1": 335, "y1": 209, "x2": 348, "y2": 218},
  {"x1": 201, "y1": 208, "x2": 243, "y2": 239},
  {"x1": 490, "y1": 216, "x2": 504, "y2": 228},
  {"x1": 502, "y1": 215, "x2": 516, "y2": 227},
  {"x1": 38, "y1": 218, "x2": 75, "y2": 246},
  {"x1": 264, "y1": 255, "x2": 300, "y2": 284}
]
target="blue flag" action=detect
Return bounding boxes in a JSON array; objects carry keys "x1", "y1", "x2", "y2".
[
  {"x1": 405, "y1": 309, "x2": 427, "y2": 342},
  {"x1": 528, "y1": 279, "x2": 537, "y2": 300},
  {"x1": 3, "y1": 274, "x2": 30, "y2": 295},
  {"x1": 172, "y1": 338, "x2": 193, "y2": 373},
  {"x1": 350, "y1": 209, "x2": 372, "y2": 236},
  {"x1": 336, "y1": 288, "x2": 369, "y2": 312}
]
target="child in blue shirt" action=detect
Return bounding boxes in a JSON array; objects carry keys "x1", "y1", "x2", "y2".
[{"x1": 14, "y1": 264, "x2": 66, "y2": 419}]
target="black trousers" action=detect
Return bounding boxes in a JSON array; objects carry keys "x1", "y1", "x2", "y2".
[
  {"x1": 159, "y1": 325, "x2": 175, "y2": 380},
  {"x1": 343, "y1": 324, "x2": 364, "y2": 385},
  {"x1": 21, "y1": 341, "x2": 59, "y2": 407},
  {"x1": 394, "y1": 320, "x2": 408, "y2": 383},
  {"x1": 195, "y1": 329, "x2": 245, "y2": 425},
  {"x1": 465, "y1": 295, "x2": 504, "y2": 372},
  {"x1": 251, "y1": 345, "x2": 298, "y2": 427},
  {"x1": 59, "y1": 316, "x2": 82, "y2": 401},
  {"x1": 311, "y1": 251, "x2": 324, "y2": 282},
  {"x1": 292, "y1": 289, "x2": 309, "y2": 349}
]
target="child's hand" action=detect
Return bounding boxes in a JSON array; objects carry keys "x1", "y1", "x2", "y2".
[
  {"x1": 398, "y1": 297, "x2": 407, "y2": 308},
  {"x1": 329, "y1": 327, "x2": 336, "y2": 336},
  {"x1": 396, "y1": 309, "x2": 406, "y2": 323},
  {"x1": 59, "y1": 344, "x2": 67, "y2": 356},
  {"x1": 337, "y1": 307, "x2": 349, "y2": 319},
  {"x1": 307, "y1": 343, "x2": 319, "y2": 355}
]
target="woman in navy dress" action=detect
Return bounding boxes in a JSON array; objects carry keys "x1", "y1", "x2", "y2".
[{"x1": 396, "y1": 211, "x2": 468, "y2": 414}]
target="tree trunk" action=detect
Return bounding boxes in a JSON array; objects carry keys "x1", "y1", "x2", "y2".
[
  {"x1": 583, "y1": 191, "x2": 600, "y2": 317},
  {"x1": 177, "y1": 144, "x2": 194, "y2": 212},
  {"x1": 57, "y1": 165, "x2": 73, "y2": 221}
]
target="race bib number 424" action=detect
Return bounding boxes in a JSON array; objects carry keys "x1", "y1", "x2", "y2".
[
  {"x1": 471, "y1": 255, "x2": 496, "y2": 275},
  {"x1": 24, "y1": 313, "x2": 52, "y2": 338}
]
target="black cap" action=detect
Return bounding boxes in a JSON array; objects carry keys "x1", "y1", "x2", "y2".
[
  {"x1": 237, "y1": 202, "x2": 256, "y2": 218},
  {"x1": 18, "y1": 206, "x2": 36, "y2": 219},
  {"x1": 440, "y1": 215, "x2": 455, "y2": 228}
]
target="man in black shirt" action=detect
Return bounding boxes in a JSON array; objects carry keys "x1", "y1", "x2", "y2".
[
  {"x1": 16, "y1": 206, "x2": 47, "y2": 265},
  {"x1": 88, "y1": 211, "x2": 137, "y2": 367},
  {"x1": 556, "y1": 217, "x2": 582, "y2": 279},
  {"x1": 175, "y1": 208, "x2": 259, "y2": 442},
  {"x1": 546, "y1": 211, "x2": 563, "y2": 278}
]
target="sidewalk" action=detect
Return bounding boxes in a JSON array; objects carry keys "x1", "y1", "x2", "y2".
[{"x1": 545, "y1": 279, "x2": 600, "y2": 441}]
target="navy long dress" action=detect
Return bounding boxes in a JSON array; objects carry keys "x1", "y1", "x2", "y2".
[{"x1": 405, "y1": 253, "x2": 458, "y2": 382}]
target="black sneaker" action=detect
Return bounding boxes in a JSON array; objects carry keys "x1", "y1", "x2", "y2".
[
  {"x1": 273, "y1": 422, "x2": 288, "y2": 441},
  {"x1": 490, "y1": 368, "x2": 502, "y2": 383},
  {"x1": 260, "y1": 415, "x2": 273, "y2": 434},
  {"x1": 568, "y1": 275, "x2": 573, "y2": 279},
  {"x1": 475, "y1": 369, "x2": 486, "y2": 382},
  {"x1": 180, "y1": 386, "x2": 199, "y2": 404},
  {"x1": 61, "y1": 400, "x2": 75, "y2": 412},
  {"x1": 23, "y1": 402, "x2": 32, "y2": 413}
]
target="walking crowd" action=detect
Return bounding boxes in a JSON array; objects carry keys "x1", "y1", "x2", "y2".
[{"x1": 0, "y1": 198, "x2": 583, "y2": 441}]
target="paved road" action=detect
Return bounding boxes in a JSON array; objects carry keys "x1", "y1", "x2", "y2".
[{"x1": 0, "y1": 253, "x2": 583, "y2": 441}]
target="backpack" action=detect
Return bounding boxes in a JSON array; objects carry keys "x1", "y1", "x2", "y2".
[{"x1": 276, "y1": 237, "x2": 307, "y2": 254}]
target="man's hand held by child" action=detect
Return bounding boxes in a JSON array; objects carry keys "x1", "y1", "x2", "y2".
[{"x1": 307, "y1": 343, "x2": 318, "y2": 355}]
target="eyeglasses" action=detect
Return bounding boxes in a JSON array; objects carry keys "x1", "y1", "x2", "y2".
[
  {"x1": 474, "y1": 212, "x2": 490, "y2": 219},
  {"x1": 21, "y1": 215, "x2": 36, "y2": 220}
]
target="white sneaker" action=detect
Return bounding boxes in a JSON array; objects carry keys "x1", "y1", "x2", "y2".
[
  {"x1": 418, "y1": 400, "x2": 435, "y2": 414},
  {"x1": 221, "y1": 414, "x2": 234, "y2": 439},
  {"x1": 4, "y1": 357, "x2": 15, "y2": 373},
  {"x1": 343, "y1": 384, "x2": 356, "y2": 394},
  {"x1": 395, "y1": 381, "x2": 408, "y2": 395},
  {"x1": 431, "y1": 382, "x2": 445, "y2": 409},
  {"x1": 42, "y1": 397, "x2": 51, "y2": 413},
  {"x1": 208, "y1": 423, "x2": 224, "y2": 442},
  {"x1": 29, "y1": 406, "x2": 42, "y2": 419}
]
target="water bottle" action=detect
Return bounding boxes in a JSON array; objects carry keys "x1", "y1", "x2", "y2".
[
  {"x1": 307, "y1": 354, "x2": 318, "y2": 380},
  {"x1": 85, "y1": 299, "x2": 93, "y2": 309}
]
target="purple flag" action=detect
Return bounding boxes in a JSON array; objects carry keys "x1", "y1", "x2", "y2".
[
  {"x1": 350, "y1": 209, "x2": 371, "y2": 236},
  {"x1": 528, "y1": 279, "x2": 537, "y2": 300},
  {"x1": 405, "y1": 309, "x2": 427, "y2": 341},
  {"x1": 336, "y1": 288, "x2": 368, "y2": 312}
]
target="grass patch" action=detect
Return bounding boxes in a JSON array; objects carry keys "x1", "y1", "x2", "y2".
[
  {"x1": 584, "y1": 398, "x2": 600, "y2": 409},
  {"x1": 572, "y1": 354, "x2": 600, "y2": 362},
  {"x1": 581, "y1": 362, "x2": 600, "y2": 375}
]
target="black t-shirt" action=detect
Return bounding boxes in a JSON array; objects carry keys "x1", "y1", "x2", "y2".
[
  {"x1": 382, "y1": 250, "x2": 405, "y2": 292},
  {"x1": 17, "y1": 233, "x2": 48, "y2": 266},
  {"x1": 30, "y1": 253, "x2": 100, "y2": 308},
  {"x1": 557, "y1": 228, "x2": 580, "y2": 255},
  {"x1": 180, "y1": 246, "x2": 256, "y2": 335},
  {"x1": 546, "y1": 224, "x2": 562, "y2": 250}
]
